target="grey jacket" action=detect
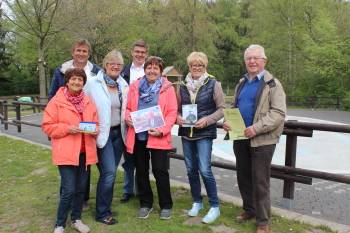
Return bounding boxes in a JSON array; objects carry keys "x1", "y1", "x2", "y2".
[{"x1": 233, "y1": 70, "x2": 286, "y2": 147}]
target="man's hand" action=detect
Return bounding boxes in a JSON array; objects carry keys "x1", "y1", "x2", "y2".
[
  {"x1": 222, "y1": 121, "x2": 231, "y2": 132},
  {"x1": 244, "y1": 126, "x2": 256, "y2": 138}
]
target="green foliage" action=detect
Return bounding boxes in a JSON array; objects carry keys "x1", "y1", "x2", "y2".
[{"x1": 2, "y1": 0, "x2": 350, "y2": 102}]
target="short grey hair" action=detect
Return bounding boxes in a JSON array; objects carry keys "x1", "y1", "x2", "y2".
[
  {"x1": 187, "y1": 52, "x2": 208, "y2": 68},
  {"x1": 244, "y1": 44, "x2": 267, "y2": 60},
  {"x1": 102, "y1": 49, "x2": 124, "y2": 69}
]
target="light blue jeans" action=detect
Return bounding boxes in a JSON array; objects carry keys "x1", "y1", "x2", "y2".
[
  {"x1": 182, "y1": 137, "x2": 219, "y2": 207},
  {"x1": 95, "y1": 126, "x2": 124, "y2": 220}
]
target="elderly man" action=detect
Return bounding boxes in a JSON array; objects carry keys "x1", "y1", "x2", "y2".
[
  {"x1": 48, "y1": 39, "x2": 101, "y2": 100},
  {"x1": 119, "y1": 39, "x2": 148, "y2": 203},
  {"x1": 224, "y1": 44, "x2": 286, "y2": 233}
]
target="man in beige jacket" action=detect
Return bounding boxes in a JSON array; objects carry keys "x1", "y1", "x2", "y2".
[{"x1": 223, "y1": 44, "x2": 286, "y2": 233}]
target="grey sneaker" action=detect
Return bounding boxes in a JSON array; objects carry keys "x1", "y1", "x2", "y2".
[
  {"x1": 53, "y1": 226, "x2": 64, "y2": 233},
  {"x1": 71, "y1": 220, "x2": 90, "y2": 233},
  {"x1": 138, "y1": 207, "x2": 153, "y2": 219},
  {"x1": 159, "y1": 209, "x2": 171, "y2": 220}
]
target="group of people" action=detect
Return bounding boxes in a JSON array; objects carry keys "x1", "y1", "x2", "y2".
[{"x1": 42, "y1": 38, "x2": 286, "y2": 233}]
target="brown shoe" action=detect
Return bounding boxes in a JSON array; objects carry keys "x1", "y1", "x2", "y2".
[
  {"x1": 256, "y1": 225, "x2": 269, "y2": 233},
  {"x1": 235, "y1": 212, "x2": 255, "y2": 223}
]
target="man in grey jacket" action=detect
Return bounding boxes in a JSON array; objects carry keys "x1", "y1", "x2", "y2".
[{"x1": 224, "y1": 44, "x2": 286, "y2": 233}]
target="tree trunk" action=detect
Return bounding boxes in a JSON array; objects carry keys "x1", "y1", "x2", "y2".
[{"x1": 38, "y1": 39, "x2": 47, "y2": 99}]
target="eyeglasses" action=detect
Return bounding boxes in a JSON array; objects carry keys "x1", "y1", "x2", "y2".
[
  {"x1": 244, "y1": 57, "x2": 265, "y2": 61},
  {"x1": 107, "y1": 62, "x2": 123, "y2": 67},
  {"x1": 190, "y1": 64, "x2": 204, "y2": 68}
]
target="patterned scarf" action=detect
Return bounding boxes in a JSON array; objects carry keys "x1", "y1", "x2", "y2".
[
  {"x1": 139, "y1": 76, "x2": 163, "y2": 104},
  {"x1": 104, "y1": 73, "x2": 122, "y2": 104},
  {"x1": 63, "y1": 87, "x2": 84, "y2": 113},
  {"x1": 185, "y1": 72, "x2": 208, "y2": 101}
]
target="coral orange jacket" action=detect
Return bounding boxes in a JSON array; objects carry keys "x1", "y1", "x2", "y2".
[
  {"x1": 125, "y1": 77, "x2": 178, "y2": 154},
  {"x1": 42, "y1": 87, "x2": 99, "y2": 166}
]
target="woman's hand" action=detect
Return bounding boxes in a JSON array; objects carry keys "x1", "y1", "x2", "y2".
[
  {"x1": 148, "y1": 128, "x2": 162, "y2": 137},
  {"x1": 90, "y1": 129, "x2": 99, "y2": 136},
  {"x1": 68, "y1": 126, "x2": 80, "y2": 134},
  {"x1": 194, "y1": 118, "x2": 207, "y2": 129},
  {"x1": 125, "y1": 118, "x2": 133, "y2": 127},
  {"x1": 222, "y1": 121, "x2": 232, "y2": 132},
  {"x1": 176, "y1": 115, "x2": 185, "y2": 126}
]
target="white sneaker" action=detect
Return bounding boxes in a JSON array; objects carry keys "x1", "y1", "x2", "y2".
[
  {"x1": 188, "y1": 202, "x2": 203, "y2": 217},
  {"x1": 71, "y1": 220, "x2": 90, "y2": 233},
  {"x1": 53, "y1": 226, "x2": 64, "y2": 233}
]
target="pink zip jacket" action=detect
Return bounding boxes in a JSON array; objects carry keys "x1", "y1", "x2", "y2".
[
  {"x1": 42, "y1": 87, "x2": 99, "y2": 166},
  {"x1": 125, "y1": 77, "x2": 178, "y2": 154}
]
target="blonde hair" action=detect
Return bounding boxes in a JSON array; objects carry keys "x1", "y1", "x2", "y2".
[
  {"x1": 187, "y1": 52, "x2": 208, "y2": 68},
  {"x1": 102, "y1": 49, "x2": 124, "y2": 69}
]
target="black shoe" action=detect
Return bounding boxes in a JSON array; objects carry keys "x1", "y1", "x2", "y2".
[
  {"x1": 120, "y1": 193, "x2": 135, "y2": 203},
  {"x1": 96, "y1": 216, "x2": 118, "y2": 225}
]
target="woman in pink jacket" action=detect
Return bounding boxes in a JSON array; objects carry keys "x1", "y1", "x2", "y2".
[
  {"x1": 125, "y1": 56, "x2": 177, "y2": 220},
  {"x1": 42, "y1": 68, "x2": 98, "y2": 233}
]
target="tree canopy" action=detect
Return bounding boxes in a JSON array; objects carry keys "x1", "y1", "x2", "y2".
[{"x1": 1, "y1": 0, "x2": 350, "y2": 101}]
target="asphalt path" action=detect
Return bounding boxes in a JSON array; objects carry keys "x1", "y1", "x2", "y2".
[{"x1": 1, "y1": 109, "x2": 349, "y2": 226}]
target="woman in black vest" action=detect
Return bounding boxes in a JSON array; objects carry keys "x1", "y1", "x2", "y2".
[{"x1": 177, "y1": 52, "x2": 225, "y2": 224}]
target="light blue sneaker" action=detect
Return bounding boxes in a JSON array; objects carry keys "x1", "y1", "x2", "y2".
[
  {"x1": 188, "y1": 202, "x2": 203, "y2": 217},
  {"x1": 202, "y1": 207, "x2": 220, "y2": 224}
]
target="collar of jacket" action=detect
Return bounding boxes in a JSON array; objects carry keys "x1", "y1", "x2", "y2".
[
  {"x1": 53, "y1": 87, "x2": 91, "y2": 112},
  {"x1": 130, "y1": 76, "x2": 173, "y2": 94}
]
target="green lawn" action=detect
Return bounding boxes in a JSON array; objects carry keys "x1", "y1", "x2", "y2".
[{"x1": 0, "y1": 136, "x2": 335, "y2": 233}]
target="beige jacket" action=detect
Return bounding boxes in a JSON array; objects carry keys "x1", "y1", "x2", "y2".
[{"x1": 233, "y1": 70, "x2": 286, "y2": 147}]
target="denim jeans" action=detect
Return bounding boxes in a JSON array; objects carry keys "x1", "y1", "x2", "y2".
[
  {"x1": 56, "y1": 153, "x2": 88, "y2": 227},
  {"x1": 122, "y1": 152, "x2": 136, "y2": 194},
  {"x1": 95, "y1": 126, "x2": 124, "y2": 220},
  {"x1": 182, "y1": 137, "x2": 219, "y2": 207}
]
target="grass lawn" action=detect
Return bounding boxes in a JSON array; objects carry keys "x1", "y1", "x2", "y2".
[{"x1": 0, "y1": 136, "x2": 335, "y2": 233}]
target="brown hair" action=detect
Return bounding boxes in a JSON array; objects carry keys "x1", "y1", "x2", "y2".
[
  {"x1": 132, "y1": 39, "x2": 148, "y2": 51},
  {"x1": 144, "y1": 56, "x2": 164, "y2": 73},
  {"x1": 64, "y1": 68, "x2": 87, "y2": 85}
]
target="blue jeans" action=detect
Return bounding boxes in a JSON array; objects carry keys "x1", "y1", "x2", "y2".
[
  {"x1": 182, "y1": 137, "x2": 219, "y2": 207},
  {"x1": 56, "y1": 153, "x2": 88, "y2": 227},
  {"x1": 122, "y1": 152, "x2": 136, "y2": 194},
  {"x1": 95, "y1": 126, "x2": 124, "y2": 220}
]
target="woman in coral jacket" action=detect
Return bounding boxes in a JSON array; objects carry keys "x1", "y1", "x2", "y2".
[
  {"x1": 42, "y1": 68, "x2": 98, "y2": 233},
  {"x1": 125, "y1": 56, "x2": 177, "y2": 220}
]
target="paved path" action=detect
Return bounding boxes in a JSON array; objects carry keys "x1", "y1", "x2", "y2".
[{"x1": 1, "y1": 109, "x2": 350, "y2": 229}]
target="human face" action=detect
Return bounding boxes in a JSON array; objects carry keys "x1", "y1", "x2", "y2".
[
  {"x1": 131, "y1": 46, "x2": 147, "y2": 66},
  {"x1": 66, "y1": 75, "x2": 84, "y2": 94},
  {"x1": 72, "y1": 44, "x2": 90, "y2": 66},
  {"x1": 189, "y1": 62, "x2": 206, "y2": 79},
  {"x1": 244, "y1": 49, "x2": 266, "y2": 77},
  {"x1": 105, "y1": 60, "x2": 123, "y2": 79},
  {"x1": 145, "y1": 64, "x2": 161, "y2": 84}
]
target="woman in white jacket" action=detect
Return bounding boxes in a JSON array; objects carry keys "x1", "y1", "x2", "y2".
[{"x1": 84, "y1": 49, "x2": 129, "y2": 225}]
